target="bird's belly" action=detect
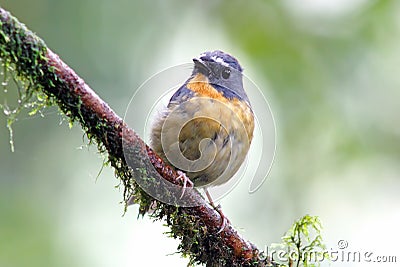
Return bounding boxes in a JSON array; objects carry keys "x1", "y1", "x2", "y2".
[
  {"x1": 188, "y1": 130, "x2": 250, "y2": 187},
  {"x1": 151, "y1": 96, "x2": 254, "y2": 187}
]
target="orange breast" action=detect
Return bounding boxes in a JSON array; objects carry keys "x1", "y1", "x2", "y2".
[
  {"x1": 186, "y1": 73, "x2": 227, "y2": 101},
  {"x1": 152, "y1": 73, "x2": 255, "y2": 187}
]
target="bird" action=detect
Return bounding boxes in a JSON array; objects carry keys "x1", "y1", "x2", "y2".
[{"x1": 150, "y1": 50, "x2": 254, "y2": 231}]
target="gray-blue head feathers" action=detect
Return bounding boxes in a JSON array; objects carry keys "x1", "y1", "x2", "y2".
[{"x1": 192, "y1": 50, "x2": 249, "y2": 103}]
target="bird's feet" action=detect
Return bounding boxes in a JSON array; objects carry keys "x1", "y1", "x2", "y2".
[
  {"x1": 205, "y1": 189, "x2": 229, "y2": 233},
  {"x1": 176, "y1": 170, "x2": 194, "y2": 199},
  {"x1": 214, "y1": 205, "x2": 229, "y2": 234}
]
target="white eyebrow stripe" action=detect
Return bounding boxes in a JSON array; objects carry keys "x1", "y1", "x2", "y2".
[{"x1": 210, "y1": 55, "x2": 231, "y2": 67}]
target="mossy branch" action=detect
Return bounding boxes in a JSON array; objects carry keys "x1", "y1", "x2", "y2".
[{"x1": 0, "y1": 7, "x2": 276, "y2": 267}]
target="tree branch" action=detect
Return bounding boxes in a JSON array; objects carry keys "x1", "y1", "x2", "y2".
[{"x1": 0, "y1": 7, "x2": 273, "y2": 266}]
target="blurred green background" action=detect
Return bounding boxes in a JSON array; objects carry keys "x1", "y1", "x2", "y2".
[{"x1": 1, "y1": 1, "x2": 399, "y2": 266}]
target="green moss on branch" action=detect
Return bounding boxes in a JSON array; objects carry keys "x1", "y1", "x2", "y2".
[{"x1": 0, "y1": 7, "x2": 272, "y2": 266}]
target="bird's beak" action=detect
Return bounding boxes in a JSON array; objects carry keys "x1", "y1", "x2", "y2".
[{"x1": 193, "y1": 58, "x2": 211, "y2": 76}]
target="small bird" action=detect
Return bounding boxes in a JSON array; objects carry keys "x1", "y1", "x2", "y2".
[{"x1": 151, "y1": 50, "x2": 254, "y2": 230}]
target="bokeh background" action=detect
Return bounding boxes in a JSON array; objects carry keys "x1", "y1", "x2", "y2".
[{"x1": 1, "y1": 1, "x2": 399, "y2": 266}]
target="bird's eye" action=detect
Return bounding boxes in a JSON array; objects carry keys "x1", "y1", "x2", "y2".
[{"x1": 221, "y1": 67, "x2": 230, "y2": 79}]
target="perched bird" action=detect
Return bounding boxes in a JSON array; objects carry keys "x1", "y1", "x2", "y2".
[{"x1": 151, "y1": 50, "x2": 254, "y2": 230}]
